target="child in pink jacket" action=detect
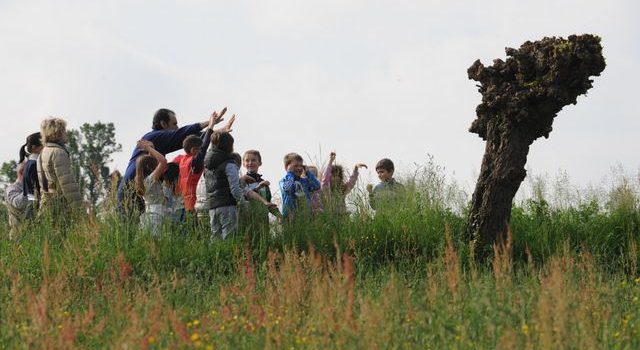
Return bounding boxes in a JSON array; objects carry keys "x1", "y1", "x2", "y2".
[{"x1": 321, "y1": 152, "x2": 367, "y2": 215}]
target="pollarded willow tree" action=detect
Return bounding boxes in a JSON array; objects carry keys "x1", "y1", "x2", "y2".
[{"x1": 465, "y1": 34, "x2": 606, "y2": 258}]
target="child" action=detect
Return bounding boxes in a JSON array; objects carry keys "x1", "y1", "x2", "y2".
[
  {"x1": 162, "y1": 162, "x2": 184, "y2": 222},
  {"x1": 240, "y1": 150, "x2": 276, "y2": 233},
  {"x1": 279, "y1": 153, "x2": 321, "y2": 219},
  {"x1": 4, "y1": 162, "x2": 30, "y2": 239},
  {"x1": 367, "y1": 158, "x2": 404, "y2": 210},
  {"x1": 134, "y1": 140, "x2": 168, "y2": 236},
  {"x1": 322, "y1": 151, "x2": 367, "y2": 214},
  {"x1": 306, "y1": 165, "x2": 323, "y2": 214},
  {"x1": 20, "y1": 132, "x2": 44, "y2": 206},
  {"x1": 172, "y1": 112, "x2": 233, "y2": 215},
  {"x1": 204, "y1": 132, "x2": 276, "y2": 240}
]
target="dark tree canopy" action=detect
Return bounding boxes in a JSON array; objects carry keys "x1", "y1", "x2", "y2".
[
  {"x1": 66, "y1": 122, "x2": 122, "y2": 207},
  {"x1": 465, "y1": 34, "x2": 605, "y2": 259},
  {"x1": 468, "y1": 35, "x2": 606, "y2": 141}
]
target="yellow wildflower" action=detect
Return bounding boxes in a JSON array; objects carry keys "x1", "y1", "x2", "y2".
[
  {"x1": 521, "y1": 324, "x2": 529, "y2": 335},
  {"x1": 191, "y1": 332, "x2": 200, "y2": 342}
]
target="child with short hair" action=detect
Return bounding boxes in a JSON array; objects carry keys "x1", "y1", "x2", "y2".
[
  {"x1": 367, "y1": 158, "x2": 404, "y2": 210},
  {"x1": 322, "y1": 151, "x2": 367, "y2": 214},
  {"x1": 134, "y1": 140, "x2": 168, "y2": 235},
  {"x1": 279, "y1": 153, "x2": 321, "y2": 219},
  {"x1": 240, "y1": 150, "x2": 278, "y2": 233}
]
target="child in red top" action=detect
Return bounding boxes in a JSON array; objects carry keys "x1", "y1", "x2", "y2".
[{"x1": 172, "y1": 110, "x2": 235, "y2": 212}]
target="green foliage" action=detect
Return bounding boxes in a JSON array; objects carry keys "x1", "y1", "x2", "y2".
[
  {"x1": 66, "y1": 122, "x2": 122, "y2": 207},
  {"x1": 0, "y1": 160, "x2": 18, "y2": 183}
]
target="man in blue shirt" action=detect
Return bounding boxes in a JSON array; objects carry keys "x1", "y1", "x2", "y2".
[{"x1": 117, "y1": 107, "x2": 232, "y2": 214}]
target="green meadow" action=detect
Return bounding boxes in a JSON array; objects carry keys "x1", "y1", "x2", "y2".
[{"x1": 1, "y1": 164, "x2": 639, "y2": 349}]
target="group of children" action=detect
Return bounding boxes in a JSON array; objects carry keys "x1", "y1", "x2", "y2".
[
  {"x1": 4, "y1": 110, "x2": 406, "y2": 241},
  {"x1": 132, "y1": 119, "x2": 405, "y2": 240}
]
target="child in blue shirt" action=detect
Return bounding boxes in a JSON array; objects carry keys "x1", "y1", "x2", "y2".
[{"x1": 279, "y1": 153, "x2": 321, "y2": 219}]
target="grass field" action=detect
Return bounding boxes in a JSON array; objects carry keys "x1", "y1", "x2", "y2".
[{"x1": 1, "y1": 165, "x2": 639, "y2": 349}]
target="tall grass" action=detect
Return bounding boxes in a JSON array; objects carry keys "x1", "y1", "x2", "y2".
[{"x1": 1, "y1": 163, "x2": 639, "y2": 348}]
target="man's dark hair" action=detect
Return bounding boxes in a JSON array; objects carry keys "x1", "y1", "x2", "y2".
[
  {"x1": 212, "y1": 131, "x2": 234, "y2": 153},
  {"x1": 375, "y1": 158, "x2": 395, "y2": 172},
  {"x1": 183, "y1": 135, "x2": 203, "y2": 153},
  {"x1": 152, "y1": 108, "x2": 175, "y2": 130}
]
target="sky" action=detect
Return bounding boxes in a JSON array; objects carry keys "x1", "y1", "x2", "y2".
[{"x1": 0, "y1": 0, "x2": 638, "y2": 198}]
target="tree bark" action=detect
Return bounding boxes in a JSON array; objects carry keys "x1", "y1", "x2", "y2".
[{"x1": 464, "y1": 35, "x2": 606, "y2": 260}]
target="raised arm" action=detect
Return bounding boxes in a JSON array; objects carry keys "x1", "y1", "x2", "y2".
[
  {"x1": 138, "y1": 140, "x2": 167, "y2": 182},
  {"x1": 345, "y1": 163, "x2": 367, "y2": 194},
  {"x1": 322, "y1": 152, "x2": 336, "y2": 190},
  {"x1": 191, "y1": 110, "x2": 218, "y2": 173}
]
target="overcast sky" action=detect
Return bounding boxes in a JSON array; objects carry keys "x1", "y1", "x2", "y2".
[{"x1": 1, "y1": 0, "x2": 638, "y2": 197}]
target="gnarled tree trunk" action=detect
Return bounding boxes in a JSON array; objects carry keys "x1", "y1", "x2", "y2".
[{"x1": 465, "y1": 35, "x2": 606, "y2": 260}]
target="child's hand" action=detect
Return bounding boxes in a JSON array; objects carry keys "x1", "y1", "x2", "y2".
[
  {"x1": 208, "y1": 111, "x2": 219, "y2": 129},
  {"x1": 220, "y1": 114, "x2": 235, "y2": 133},
  {"x1": 329, "y1": 152, "x2": 336, "y2": 164},
  {"x1": 354, "y1": 163, "x2": 367, "y2": 170},
  {"x1": 137, "y1": 140, "x2": 154, "y2": 151},
  {"x1": 287, "y1": 163, "x2": 296, "y2": 173},
  {"x1": 267, "y1": 203, "x2": 282, "y2": 217},
  {"x1": 241, "y1": 175, "x2": 256, "y2": 184},
  {"x1": 366, "y1": 184, "x2": 373, "y2": 193},
  {"x1": 258, "y1": 180, "x2": 270, "y2": 189},
  {"x1": 210, "y1": 107, "x2": 227, "y2": 126}
]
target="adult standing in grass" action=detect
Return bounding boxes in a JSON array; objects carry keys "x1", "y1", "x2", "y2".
[
  {"x1": 37, "y1": 117, "x2": 84, "y2": 216},
  {"x1": 117, "y1": 107, "x2": 232, "y2": 215}
]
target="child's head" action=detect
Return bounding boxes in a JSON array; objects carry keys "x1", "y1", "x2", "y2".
[
  {"x1": 330, "y1": 164, "x2": 345, "y2": 189},
  {"x1": 231, "y1": 152, "x2": 242, "y2": 167},
  {"x1": 243, "y1": 150, "x2": 262, "y2": 173},
  {"x1": 162, "y1": 162, "x2": 180, "y2": 185},
  {"x1": 183, "y1": 135, "x2": 203, "y2": 156},
  {"x1": 375, "y1": 158, "x2": 395, "y2": 182},
  {"x1": 212, "y1": 131, "x2": 234, "y2": 153},
  {"x1": 284, "y1": 153, "x2": 304, "y2": 177},
  {"x1": 19, "y1": 132, "x2": 43, "y2": 163},
  {"x1": 306, "y1": 165, "x2": 319, "y2": 178},
  {"x1": 134, "y1": 155, "x2": 159, "y2": 196}
]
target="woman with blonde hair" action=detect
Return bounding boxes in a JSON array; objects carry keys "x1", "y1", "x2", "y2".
[{"x1": 37, "y1": 117, "x2": 83, "y2": 214}]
